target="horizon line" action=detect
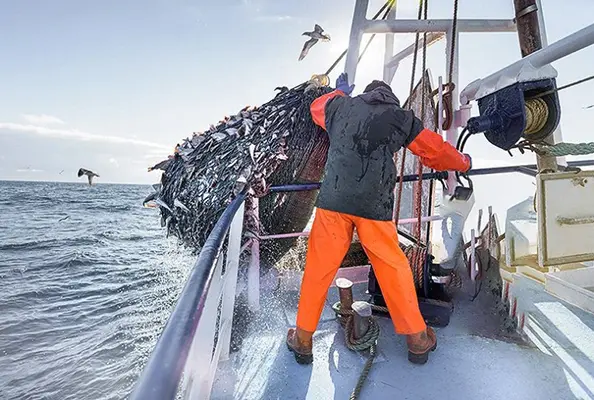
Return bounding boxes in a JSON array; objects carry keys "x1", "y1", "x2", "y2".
[{"x1": 0, "y1": 178, "x2": 155, "y2": 186}]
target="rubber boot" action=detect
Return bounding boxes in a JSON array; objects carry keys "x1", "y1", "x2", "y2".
[
  {"x1": 406, "y1": 327, "x2": 437, "y2": 365},
  {"x1": 286, "y1": 327, "x2": 314, "y2": 365}
]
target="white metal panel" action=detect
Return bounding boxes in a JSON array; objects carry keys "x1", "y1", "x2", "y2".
[
  {"x1": 183, "y1": 254, "x2": 225, "y2": 400},
  {"x1": 219, "y1": 202, "x2": 245, "y2": 361},
  {"x1": 505, "y1": 197, "x2": 538, "y2": 267},
  {"x1": 546, "y1": 267, "x2": 594, "y2": 314},
  {"x1": 537, "y1": 171, "x2": 594, "y2": 266}
]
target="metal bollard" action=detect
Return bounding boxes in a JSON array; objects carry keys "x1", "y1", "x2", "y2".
[
  {"x1": 336, "y1": 278, "x2": 354, "y2": 310},
  {"x1": 351, "y1": 301, "x2": 372, "y2": 340}
]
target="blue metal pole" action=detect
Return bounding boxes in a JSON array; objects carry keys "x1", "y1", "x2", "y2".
[{"x1": 267, "y1": 160, "x2": 594, "y2": 193}]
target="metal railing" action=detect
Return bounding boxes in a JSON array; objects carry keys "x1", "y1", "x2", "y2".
[
  {"x1": 130, "y1": 159, "x2": 594, "y2": 400},
  {"x1": 130, "y1": 190, "x2": 246, "y2": 400}
]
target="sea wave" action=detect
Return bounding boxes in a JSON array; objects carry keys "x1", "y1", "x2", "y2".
[{"x1": 0, "y1": 180, "x2": 194, "y2": 400}]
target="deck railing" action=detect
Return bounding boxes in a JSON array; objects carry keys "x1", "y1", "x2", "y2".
[
  {"x1": 130, "y1": 190, "x2": 246, "y2": 400},
  {"x1": 129, "y1": 160, "x2": 594, "y2": 400}
]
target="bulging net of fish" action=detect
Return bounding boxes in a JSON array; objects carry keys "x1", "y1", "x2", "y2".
[{"x1": 146, "y1": 82, "x2": 333, "y2": 264}]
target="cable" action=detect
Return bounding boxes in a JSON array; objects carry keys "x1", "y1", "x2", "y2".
[
  {"x1": 455, "y1": 127, "x2": 469, "y2": 151},
  {"x1": 357, "y1": 0, "x2": 398, "y2": 64},
  {"x1": 324, "y1": 0, "x2": 397, "y2": 76},
  {"x1": 459, "y1": 130, "x2": 472, "y2": 153},
  {"x1": 528, "y1": 73, "x2": 594, "y2": 100}
]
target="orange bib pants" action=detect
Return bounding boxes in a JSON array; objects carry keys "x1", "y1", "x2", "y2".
[{"x1": 296, "y1": 208, "x2": 426, "y2": 335}]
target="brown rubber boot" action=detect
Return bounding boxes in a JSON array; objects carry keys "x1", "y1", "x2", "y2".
[
  {"x1": 406, "y1": 327, "x2": 437, "y2": 365},
  {"x1": 286, "y1": 327, "x2": 314, "y2": 365}
]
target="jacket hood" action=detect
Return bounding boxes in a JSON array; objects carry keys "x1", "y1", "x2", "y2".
[{"x1": 358, "y1": 86, "x2": 401, "y2": 107}]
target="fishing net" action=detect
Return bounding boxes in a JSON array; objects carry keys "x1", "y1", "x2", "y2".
[
  {"x1": 395, "y1": 69, "x2": 438, "y2": 243},
  {"x1": 147, "y1": 82, "x2": 333, "y2": 265},
  {"x1": 148, "y1": 72, "x2": 437, "y2": 273}
]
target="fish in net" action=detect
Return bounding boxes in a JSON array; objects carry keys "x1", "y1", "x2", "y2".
[{"x1": 145, "y1": 81, "x2": 333, "y2": 268}]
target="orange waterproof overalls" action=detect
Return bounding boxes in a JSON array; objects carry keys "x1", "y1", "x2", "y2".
[{"x1": 295, "y1": 90, "x2": 471, "y2": 336}]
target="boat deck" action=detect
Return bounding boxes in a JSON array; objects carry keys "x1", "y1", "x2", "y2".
[{"x1": 212, "y1": 274, "x2": 594, "y2": 400}]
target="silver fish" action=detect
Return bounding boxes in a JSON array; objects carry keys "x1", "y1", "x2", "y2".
[{"x1": 174, "y1": 198, "x2": 190, "y2": 212}]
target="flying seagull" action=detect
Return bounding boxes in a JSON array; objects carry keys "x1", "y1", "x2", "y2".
[
  {"x1": 78, "y1": 168, "x2": 99, "y2": 186},
  {"x1": 298, "y1": 24, "x2": 330, "y2": 61}
]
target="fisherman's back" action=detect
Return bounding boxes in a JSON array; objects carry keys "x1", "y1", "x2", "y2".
[{"x1": 315, "y1": 86, "x2": 418, "y2": 221}]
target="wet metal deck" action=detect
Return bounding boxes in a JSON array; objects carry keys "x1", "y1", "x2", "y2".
[{"x1": 212, "y1": 275, "x2": 594, "y2": 400}]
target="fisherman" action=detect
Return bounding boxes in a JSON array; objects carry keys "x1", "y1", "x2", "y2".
[{"x1": 287, "y1": 73, "x2": 472, "y2": 365}]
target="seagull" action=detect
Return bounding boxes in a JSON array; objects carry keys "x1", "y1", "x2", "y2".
[
  {"x1": 298, "y1": 24, "x2": 330, "y2": 61},
  {"x1": 77, "y1": 168, "x2": 99, "y2": 186}
]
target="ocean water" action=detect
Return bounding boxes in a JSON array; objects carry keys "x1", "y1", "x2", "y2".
[{"x1": 0, "y1": 180, "x2": 195, "y2": 400}]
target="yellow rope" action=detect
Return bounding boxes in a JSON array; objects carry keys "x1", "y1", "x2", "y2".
[{"x1": 524, "y1": 98, "x2": 549, "y2": 136}]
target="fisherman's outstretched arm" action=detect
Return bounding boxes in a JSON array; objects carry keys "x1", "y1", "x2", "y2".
[
  {"x1": 309, "y1": 90, "x2": 345, "y2": 131},
  {"x1": 406, "y1": 120, "x2": 471, "y2": 172}
]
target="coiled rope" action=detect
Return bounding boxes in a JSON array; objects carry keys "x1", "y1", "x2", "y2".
[
  {"x1": 331, "y1": 302, "x2": 384, "y2": 400},
  {"x1": 524, "y1": 98, "x2": 549, "y2": 136},
  {"x1": 330, "y1": 242, "x2": 425, "y2": 399}
]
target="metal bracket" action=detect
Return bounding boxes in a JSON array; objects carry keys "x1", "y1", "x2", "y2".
[{"x1": 514, "y1": 4, "x2": 538, "y2": 21}]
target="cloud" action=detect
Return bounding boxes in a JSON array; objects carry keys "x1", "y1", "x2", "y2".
[
  {"x1": 0, "y1": 122, "x2": 170, "y2": 150},
  {"x1": 109, "y1": 157, "x2": 120, "y2": 167},
  {"x1": 255, "y1": 15, "x2": 294, "y2": 22},
  {"x1": 21, "y1": 114, "x2": 65, "y2": 125},
  {"x1": 16, "y1": 168, "x2": 44, "y2": 173}
]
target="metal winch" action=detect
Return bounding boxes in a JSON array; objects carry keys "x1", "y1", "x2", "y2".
[{"x1": 465, "y1": 78, "x2": 561, "y2": 150}]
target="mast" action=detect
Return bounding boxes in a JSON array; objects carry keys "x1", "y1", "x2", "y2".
[{"x1": 512, "y1": 0, "x2": 560, "y2": 172}]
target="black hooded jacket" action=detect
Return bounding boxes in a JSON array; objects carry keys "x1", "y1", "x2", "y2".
[{"x1": 312, "y1": 86, "x2": 425, "y2": 221}]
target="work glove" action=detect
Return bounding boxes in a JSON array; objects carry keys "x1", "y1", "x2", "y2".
[
  {"x1": 463, "y1": 153, "x2": 472, "y2": 173},
  {"x1": 336, "y1": 72, "x2": 355, "y2": 96}
]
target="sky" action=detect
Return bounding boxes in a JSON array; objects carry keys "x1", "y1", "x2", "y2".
[{"x1": 0, "y1": 0, "x2": 593, "y2": 186}]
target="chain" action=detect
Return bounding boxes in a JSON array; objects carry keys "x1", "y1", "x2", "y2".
[
  {"x1": 439, "y1": 0, "x2": 459, "y2": 131},
  {"x1": 448, "y1": 0, "x2": 459, "y2": 85}
]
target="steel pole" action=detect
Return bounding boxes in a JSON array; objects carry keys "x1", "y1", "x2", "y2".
[{"x1": 513, "y1": 0, "x2": 558, "y2": 173}]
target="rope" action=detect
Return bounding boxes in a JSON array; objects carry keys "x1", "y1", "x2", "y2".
[
  {"x1": 325, "y1": 0, "x2": 397, "y2": 76},
  {"x1": 394, "y1": 0, "x2": 429, "y2": 292},
  {"x1": 330, "y1": 243, "x2": 427, "y2": 398},
  {"x1": 332, "y1": 302, "x2": 383, "y2": 400},
  {"x1": 358, "y1": 0, "x2": 398, "y2": 64},
  {"x1": 534, "y1": 141, "x2": 594, "y2": 157},
  {"x1": 405, "y1": 245, "x2": 428, "y2": 289},
  {"x1": 524, "y1": 98, "x2": 549, "y2": 135},
  {"x1": 415, "y1": 0, "x2": 429, "y2": 245},
  {"x1": 395, "y1": 0, "x2": 425, "y2": 225}
]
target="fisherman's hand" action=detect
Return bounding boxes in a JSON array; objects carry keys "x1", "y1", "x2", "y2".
[
  {"x1": 336, "y1": 72, "x2": 355, "y2": 96},
  {"x1": 463, "y1": 153, "x2": 472, "y2": 173}
]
